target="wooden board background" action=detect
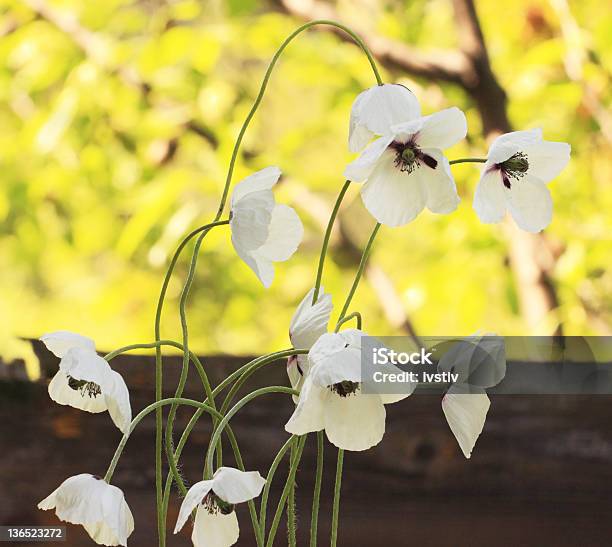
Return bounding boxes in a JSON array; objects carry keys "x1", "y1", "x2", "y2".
[{"x1": 1, "y1": 343, "x2": 612, "y2": 546}]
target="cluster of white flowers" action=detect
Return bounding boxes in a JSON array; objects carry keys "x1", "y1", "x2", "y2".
[{"x1": 37, "y1": 82, "x2": 570, "y2": 547}]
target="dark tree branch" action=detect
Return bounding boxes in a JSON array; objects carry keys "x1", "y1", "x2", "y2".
[{"x1": 271, "y1": 0, "x2": 471, "y2": 84}]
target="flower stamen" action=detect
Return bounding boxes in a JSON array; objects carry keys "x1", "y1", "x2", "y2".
[
  {"x1": 497, "y1": 152, "x2": 529, "y2": 189},
  {"x1": 203, "y1": 491, "x2": 234, "y2": 515},
  {"x1": 389, "y1": 141, "x2": 438, "y2": 173},
  {"x1": 330, "y1": 380, "x2": 359, "y2": 397}
]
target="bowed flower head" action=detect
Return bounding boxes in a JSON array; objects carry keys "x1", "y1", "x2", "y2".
[
  {"x1": 349, "y1": 83, "x2": 421, "y2": 152},
  {"x1": 230, "y1": 166, "x2": 303, "y2": 288},
  {"x1": 287, "y1": 287, "x2": 333, "y2": 400},
  {"x1": 344, "y1": 107, "x2": 466, "y2": 227},
  {"x1": 40, "y1": 331, "x2": 132, "y2": 434},
  {"x1": 285, "y1": 329, "x2": 415, "y2": 451},
  {"x1": 473, "y1": 128, "x2": 571, "y2": 232},
  {"x1": 38, "y1": 474, "x2": 134, "y2": 546},
  {"x1": 174, "y1": 467, "x2": 266, "y2": 547}
]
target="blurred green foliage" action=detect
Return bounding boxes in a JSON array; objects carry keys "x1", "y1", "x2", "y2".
[{"x1": 0, "y1": 0, "x2": 610, "y2": 364}]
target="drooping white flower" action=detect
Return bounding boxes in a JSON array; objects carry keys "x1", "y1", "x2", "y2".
[
  {"x1": 40, "y1": 331, "x2": 132, "y2": 434},
  {"x1": 437, "y1": 335, "x2": 505, "y2": 458},
  {"x1": 473, "y1": 128, "x2": 571, "y2": 232},
  {"x1": 38, "y1": 474, "x2": 134, "y2": 547},
  {"x1": 287, "y1": 287, "x2": 333, "y2": 401},
  {"x1": 344, "y1": 107, "x2": 466, "y2": 226},
  {"x1": 174, "y1": 467, "x2": 266, "y2": 547},
  {"x1": 442, "y1": 384, "x2": 490, "y2": 459},
  {"x1": 349, "y1": 83, "x2": 421, "y2": 152},
  {"x1": 285, "y1": 329, "x2": 415, "y2": 451},
  {"x1": 230, "y1": 166, "x2": 303, "y2": 288}
]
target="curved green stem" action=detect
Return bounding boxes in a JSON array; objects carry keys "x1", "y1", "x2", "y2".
[
  {"x1": 312, "y1": 180, "x2": 351, "y2": 304},
  {"x1": 334, "y1": 311, "x2": 362, "y2": 332},
  {"x1": 449, "y1": 157, "x2": 487, "y2": 165},
  {"x1": 259, "y1": 436, "x2": 297, "y2": 536},
  {"x1": 265, "y1": 435, "x2": 307, "y2": 547},
  {"x1": 214, "y1": 22, "x2": 381, "y2": 223},
  {"x1": 152, "y1": 219, "x2": 228, "y2": 546},
  {"x1": 204, "y1": 386, "x2": 297, "y2": 478},
  {"x1": 309, "y1": 431, "x2": 324, "y2": 547},
  {"x1": 330, "y1": 449, "x2": 344, "y2": 547},
  {"x1": 104, "y1": 397, "x2": 218, "y2": 483},
  {"x1": 337, "y1": 223, "x2": 381, "y2": 323}
]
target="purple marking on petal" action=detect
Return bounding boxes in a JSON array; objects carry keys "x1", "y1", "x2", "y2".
[{"x1": 421, "y1": 154, "x2": 438, "y2": 169}]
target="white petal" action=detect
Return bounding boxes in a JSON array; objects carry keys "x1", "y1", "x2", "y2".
[
  {"x1": 442, "y1": 384, "x2": 490, "y2": 459},
  {"x1": 192, "y1": 506, "x2": 239, "y2": 547},
  {"x1": 308, "y1": 331, "x2": 363, "y2": 387},
  {"x1": 40, "y1": 331, "x2": 96, "y2": 358},
  {"x1": 285, "y1": 375, "x2": 328, "y2": 436},
  {"x1": 420, "y1": 149, "x2": 460, "y2": 214},
  {"x1": 230, "y1": 166, "x2": 281, "y2": 206},
  {"x1": 38, "y1": 474, "x2": 133, "y2": 547},
  {"x1": 506, "y1": 174, "x2": 553, "y2": 233},
  {"x1": 256, "y1": 204, "x2": 303, "y2": 262},
  {"x1": 212, "y1": 467, "x2": 266, "y2": 504},
  {"x1": 488, "y1": 128, "x2": 542, "y2": 164},
  {"x1": 174, "y1": 480, "x2": 215, "y2": 533},
  {"x1": 230, "y1": 190, "x2": 274, "y2": 252},
  {"x1": 324, "y1": 391, "x2": 386, "y2": 451},
  {"x1": 59, "y1": 347, "x2": 112, "y2": 387},
  {"x1": 287, "y1": 355, "x2": 309, "y2": 404},
  {"x1": 360, "y1": 151, "x2": 426, "y2": 226},
  {"x1": 414, "y1": 107, "x2": 467, "y2": 150},
  {"x1": 103, "y1": 370, "x2": 132, "y2": 435},
  {"x1": 244, "y1": 250, "x2": 275, "y2": 288},
  {"x1": 48, "y1": 372, "x2": 107, "y2": 413},
  {"x1": 473, "y1": 167, "x2": 508, "y2": 224},
  {"x1": 289, "y1": 288, "x2": 333, "y2": 350},
  {"x1": 343, "y1": 135, "x2": 394, "y2": 183},
  {"x1": 379, "y1": 391, "x2": 414, "y2": 404},
  {"x1": 349, "y1": 84, "x2": 421, "y2": 152},
  {"x1": 524, "y1": 141, "x2": 571, "y2": 182}
]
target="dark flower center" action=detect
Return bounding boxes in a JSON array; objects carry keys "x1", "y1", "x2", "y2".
[
  {"x1": 496, "y1": 152, "x2": 529, "y2": 189},
  {"x1": 388, "y1": 140, "x2": 438, "y2": 174},
  {"x1": 68, "y1": 376, "x2": 102, "y2": 398},
  {"x1": 330, "y1": 380, "x2": 360, "y2": 397},
  {"x1": 203, "y1": 491, "x2": 235, "y2": 515}
]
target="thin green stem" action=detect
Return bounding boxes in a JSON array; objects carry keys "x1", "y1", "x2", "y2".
[
  {"x1": 162, "y1": 225, "x2": 220, "y2": 502},
  {"x1": 334, "y1": 311, "x2": 362, "y2": 332},
  {"x1": 449, "y1": 157, "x2": 487, "y2": 165},
  {"x1": 104, "y1": 397, "x2": 218, "y2": 483},
  {"x1": 312, "y1": 180, "x2": 351, "y2": 304},
  {"x1": 330, "y1": 449, "x2": 344, "y2": 547},
  {"x1": 204, "y1": 386, "x2": 297, "y2": 478},
  {"x1": 309, "y1": 431, "x2": 324, "y2": 547},
  {"x1": 214, "y1": 22, "x2": 381, "y2": 223},
  {"x1": 259, "y1": 436, "x2": 297, "y2": 536},
  {"x1": 287, "y1": 442, "x2": 297, "y2": 546},
  {"x1": 337, "y1": 223, "x2": 381, "y2": 323},
  {"x1": 152, "y1": 219, "x2": 228, "y2": 546},
  {"x1": 265, "y1": 436, "x2": 307, "y2": 547}
]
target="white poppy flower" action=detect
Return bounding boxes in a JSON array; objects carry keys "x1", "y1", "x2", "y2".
[
  {"x1": 441, "y1": 384, "x2": 490, "y2": 459},
  {"x1": 344, "y1": 107, "x2": 466, "y2": 226},
  {"x1": 473, "y1": 128, "x2": 571, "y2": 232},
  {"x1": 174, "y1": 467, "x2": 266, "y2": 547},
  {"x1": 230, "y1": 166, "x2": 304, "y2": 288},
  {"x1": 287, "y1": 287, "x2": 333, "y2": 401},
  {"x1": 349, "y1": 83, "x2": 421, "y2": 152},
  {"x1": 285, "y1": 329, "x2": 415, "y2": 451},
  {"x1": 38, "y1": 474, "x2": 134, "y2": 547},
  {"x1": 40, "y1": 331, "x2": 132, "y2": 434}
]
